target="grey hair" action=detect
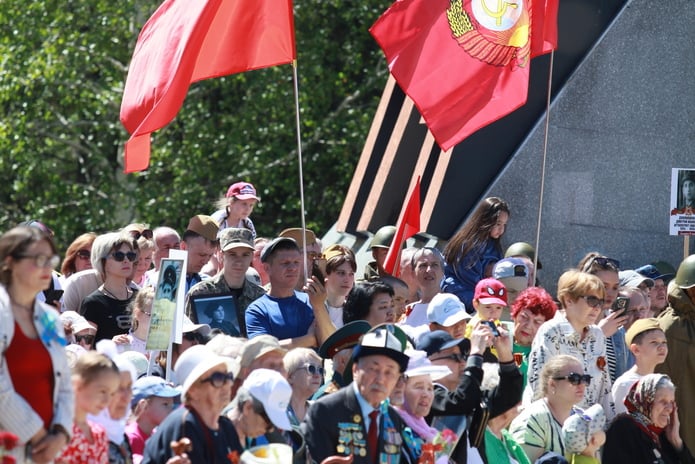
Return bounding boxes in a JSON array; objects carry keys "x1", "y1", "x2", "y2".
[
  {"x1": 283, "y1": 347, "x2": 322, "y2": 376},
  {"x1": 90, "y1": 232, "x2": 138, "y2": 278},
  {"x1": 480, "y1": 363, "x2": 500, "y2": 393}
]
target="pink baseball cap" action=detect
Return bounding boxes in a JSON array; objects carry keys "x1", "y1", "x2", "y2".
[
  {"x1": 474, "y1": 278, "x2": 508, "y2": 306},
  {"x1": 226, "y1": 182, "x2": 260, "y2": 201}
]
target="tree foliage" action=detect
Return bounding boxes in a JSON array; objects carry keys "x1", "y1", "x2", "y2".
[{"x1": 0, "y1": 0, "x2": 391, "y2": 250}]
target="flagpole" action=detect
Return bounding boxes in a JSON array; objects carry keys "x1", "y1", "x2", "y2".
[
  {"x1": 533, "y1": 51, "x2": 555, "y2": 282},
  {"x1": 291, "y1": 60, "x2": 309, "y2": 281}
]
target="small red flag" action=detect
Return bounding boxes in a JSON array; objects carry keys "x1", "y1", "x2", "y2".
[
  {"x1": 370, "y1": 0, "x2": 558, "y2": 151},
  {"x1": 530, "y1": 0, "x2": 559, "y2": 57},
  {"x1": 120, "y1": 0, "x2": 296, "y2": 173},
  {"x1": 383, "y1": 178, "x2": 421, "y2": 276}
]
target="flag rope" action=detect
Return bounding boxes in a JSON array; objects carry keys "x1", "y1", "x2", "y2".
[{"x1": 533, "y1": 50, "x2": 555, "y2": 283}]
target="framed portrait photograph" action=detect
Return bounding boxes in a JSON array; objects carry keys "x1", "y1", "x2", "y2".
[
  {"x1": 670, "y1": 168, "x2": 695, "y2": 236},
  {"x1": 190, "y1": 294, "x2": 241, "y2": 336},
  {"x1": 147, "y1": 258, "x2": 185, "y2": 351}
]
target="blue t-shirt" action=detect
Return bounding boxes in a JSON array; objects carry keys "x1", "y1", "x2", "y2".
[{"x1": 245, "y1": 291, "x2": 315, "y2": 340}]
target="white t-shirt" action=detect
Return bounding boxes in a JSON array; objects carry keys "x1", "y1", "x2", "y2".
[{"x1": 611, "y1": 370, "x2": 642, "y2": 415}]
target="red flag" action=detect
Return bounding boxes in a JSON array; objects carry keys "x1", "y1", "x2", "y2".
[
  {"x1": 120, "y1": 0, "x2": 296, "y2": 173},
  {"x1": 370, "y1": 0, "x2": 558, "y2": 151},
  {"x1": 383, "y1": 178, "x2": 421, "y2": 276},
  {"x1": 530, "y1": 0, "x2": 559, "y2": 57}
]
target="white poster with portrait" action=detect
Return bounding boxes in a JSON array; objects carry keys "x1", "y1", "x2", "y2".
[
  {"x1": 670, "y1": 168, "x2": 695, "y2": 236},
  {"x1": 146, "y1": 258, "x2": 184, "y2": 350}
]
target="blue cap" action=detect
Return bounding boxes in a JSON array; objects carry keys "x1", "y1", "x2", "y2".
[
  {"x1": 131, "y1": 376, "x2": 180, "y2": 407},
  {"x1": 635, "y1": 264, "x2": 674, "y2": 282},
  {"x1": 416, "y1": 330, "x2": 470, "y2": 358}
]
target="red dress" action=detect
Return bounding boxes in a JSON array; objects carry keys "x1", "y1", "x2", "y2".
[
  {"x1": 55, "y1": 421, "x2": 109, "y2": 464},
  {"x1": 5, "y1": 321, "x2": 54, "y2": 429}
]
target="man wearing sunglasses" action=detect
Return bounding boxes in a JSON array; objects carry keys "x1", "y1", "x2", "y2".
[
  {"x1": 417, "y1": 326, "x2": 522, "y2": 462},
  {"x1": 185, "y1": 228, "x2": 266, "y2": 337}
]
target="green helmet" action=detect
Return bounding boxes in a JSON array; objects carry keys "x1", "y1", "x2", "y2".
[
  {"x1": 674, "y1": 255, "x2": 695, "y2": 289},
  {"x1": 505, "y1": 242, "x2": 536, "y2": 261},
  {"x1": 369, "y1": 225, "x2": 397, "y2": 249}
]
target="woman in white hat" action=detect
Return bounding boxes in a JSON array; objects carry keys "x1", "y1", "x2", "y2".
[{"x1": 141, "y1": 345, "x2": 242, "y2": 463}]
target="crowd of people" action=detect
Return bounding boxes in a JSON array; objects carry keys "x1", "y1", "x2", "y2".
[{"x1": 1, "y1": 188, "x2": 694, "y2": 464}]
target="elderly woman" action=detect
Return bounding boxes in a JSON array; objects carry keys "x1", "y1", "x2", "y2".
[
  {"x1": 0, "y1": 226, "x2": 74, "y2": 463},
  {"x1": 394, "y1": 350, "x2": 451, "y2": 463},
  {"x1": 60, "y1": 232, "x2": 97, "y2": 279},
  {"x1": 511, "y1": 355, "x2": 588, "y2": 462},
  {"x1": 284, "y1": 348, "x2": 324, "y2": 426},
  {"x1": 524, "y1": 270, "x2": 613, "y2": 417},
  {"x1": 142, "y1": 345, "x2": 243, "y2": 463},
  {"x1": 511, "y1": 286, "x2": 557, "y2": 387},
  {"x1": 342, "y1": 281, "x2": 395, "y2": 326},
  {"x1": 603, "y1": 374, "x2": 694, "y2": 463},
  {"x1": 81, "y1": 232, "x2": 139, "y2": 342}
]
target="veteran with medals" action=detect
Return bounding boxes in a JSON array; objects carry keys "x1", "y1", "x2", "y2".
[{"x1": 302, "y1": 324, "x2": 413, "y2": 463}]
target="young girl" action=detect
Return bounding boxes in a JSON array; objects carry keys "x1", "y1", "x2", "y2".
[
  {"x1": 116, "y1": 286, "x2": 154, "y2": 356},
  {"x1": 56, "y1": 351, "x2": 120, "y2": 464},
  {"x1": 442, "y1": 196, "x2": 510, "y2": 309}
]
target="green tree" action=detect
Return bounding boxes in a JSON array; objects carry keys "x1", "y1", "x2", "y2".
[{"x1": 0, "y1": 0, "x2": 391, "y2": 250}]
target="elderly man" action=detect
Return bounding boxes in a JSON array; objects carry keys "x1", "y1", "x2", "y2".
[
  {"x1": 402, "y1": 247, "x2": 445, "y2": 331},
  {"x1": 185, "y1": 228, "x2": 266, "y2": 336},
  {"x1": 302, "y1": 325, "x2": 410, "y2": 463}
]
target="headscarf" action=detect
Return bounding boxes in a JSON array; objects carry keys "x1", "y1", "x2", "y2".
[{"x1": 624, "y1": 373, "x2": 672, "y2": 444}]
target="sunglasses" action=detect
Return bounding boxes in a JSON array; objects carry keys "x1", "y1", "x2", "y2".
[
  {"x1": 431, "y1": 353, "x2": 465, "y2": 363},
  {"x1": 76, "y1": 250, "x2": 91, "y2": 260},
  {"x1": 297, "y1": 364, "x2": 325, "y2": 376},
  {"x1": 17, "y1": 254, "x2": 60, "y2": 269},
  {"x1": 129, "y1": 229, "x2": 153, "y2": 240},
  {"x1": 201, "y1": 371, "x2": 234, "y2": 388},
  {"x1": 582, "y1": 256, "x2": 620, "y2": 272},
  {"x1": 553, "y1": 372, "x2": 592, "y2": 386},
  {"x1": 182, "y1": 332, "x2": 201, "y2": 343},
  {"x1": 581, "y1": 295, "x2": 605, "y2": 308},
  {"x1": 75, "y1": 334, "x2": 95, "y2": 345},
  {"x1": 110, "y1": 251, "x2": 138, "y2": 262}
]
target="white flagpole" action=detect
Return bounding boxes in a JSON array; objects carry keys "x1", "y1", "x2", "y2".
[{"x1": 291, "y1": 60, "x2": 309, "y2": 281}]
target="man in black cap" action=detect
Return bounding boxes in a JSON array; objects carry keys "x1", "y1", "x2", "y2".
[
  {"x1": 418, "y1": 325, "x2": 522, "y2": 462},
  {"x1": 302, "y1": 325, "x2": 411, "y2": 463}
]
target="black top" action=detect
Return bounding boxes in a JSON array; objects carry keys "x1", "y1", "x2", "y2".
[
  {"x1": 142, "y1": 406, "x2": 243, "y2": 464},
  {"x1": 603, "y1": 414, "x2": 695, "y2": 464},
  {"x1": 80, "y1": 290, "x2": 136, "y2": 342}
]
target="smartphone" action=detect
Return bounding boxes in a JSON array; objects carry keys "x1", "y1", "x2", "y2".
[
  {"x1": 610, "y1": 296, "x2": 630, "y2": 315},
  {"x1": 311, "y1": 258, "x2": 327, "y2": 282},
  {"x1": 481, "y1": 320, "x2": 500, "y2": 337},
  {"x1": 44, "y1": 289, "x2": 64, "y2": 306}
]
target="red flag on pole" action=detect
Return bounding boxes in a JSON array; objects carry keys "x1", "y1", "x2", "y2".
[
  {"x1": 370, "y1": 0, "x2": 558, "y2": 152},
  {"x1": 383, "y1": 177, "x2": 421, "y2": 276},
  {"x1": 120, "y1": 0, "x2": 296, "y2": 173}
]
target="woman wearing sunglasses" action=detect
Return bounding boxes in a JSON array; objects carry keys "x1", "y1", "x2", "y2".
[
  {"x1": 511, "y1": 355, "x2": 589, "y2": 461},
  {"x1": 80, "y1": 232, "x2": 139, "y2": 343},
  {"x1": 284, "y1": 348, "x2": 325, "y2": 426},
  {"x1": 142, "y1": 345, "x2": 243, "y2": 463},
  {"x1": 524, "y1": 270, "x2": 614, "y2": 419},
  {"x1": 0, "y1": 226, "x2": 74, "y2": 463}
]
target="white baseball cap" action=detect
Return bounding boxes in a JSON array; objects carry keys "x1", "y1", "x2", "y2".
[
  {"x1": 427, "y1": 293, "x2": 471, "y2": 326},
  {"x1": 242, "y1": 368, "x2": 292, "y2": 431}
]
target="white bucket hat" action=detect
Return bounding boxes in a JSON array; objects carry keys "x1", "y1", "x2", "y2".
[{"x1": 174, "y1": 345, "x2": 234, "y2": 398}]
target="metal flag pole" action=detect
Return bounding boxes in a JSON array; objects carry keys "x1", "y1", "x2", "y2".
[
  {"x1": 291, "y1": 59, "x2": 309, "y2": 281},
  {"x1": 533, "y1": 51, "x2": 555, "y2": 281}
]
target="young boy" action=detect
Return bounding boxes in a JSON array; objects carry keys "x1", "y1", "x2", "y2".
[
  {"x1": 561, "y1": 404, "x2": 606, "y2": 464},
  {"x1": 611, "y1": 318, "x2": 668, "y2": 414},
  {"x1": 125, "y1": 376, "x2": 180, "y2": 463},
  {"x1": 465, "y1": 278, "x2": 508, "y2": 360}
]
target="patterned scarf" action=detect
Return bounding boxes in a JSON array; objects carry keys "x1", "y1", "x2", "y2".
[{"x1": 623, "y1": 373, "x2": 669, "y2": 444}]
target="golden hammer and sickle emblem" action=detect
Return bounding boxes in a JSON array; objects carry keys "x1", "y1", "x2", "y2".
[{"x1": 480, "y1": 0, "x2": 518, "y2": 26}]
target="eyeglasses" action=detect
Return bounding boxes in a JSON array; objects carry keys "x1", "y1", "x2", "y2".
[
  {"x1": 553, "y1": 372, "x2": 592, "y2": 386},
  {"x1": 76, "y1": 250, "x2": 91, "y2": 260},
  {"x1": 581, "y1": 295, "x2": 605, "y2": 308},
  {"x1": 201, "y1": 371, "x2": 234, "y2": 388},
  {"x1": 582, "y1": 256, "x2": 620, "y2": 272},
  {"x1": 431, "y1": 353, "x2": 464, "y2": 363},
  {"x1": 17, "y1": 254, "x2": 60, "y2": 269},
  {"x1": 129, "y1": 229, "x2": 153, "y2": 240},
  {"x1": 297, "y1": 364, "x2": 325, "y2": 376},
  {"x1": 75, "y1": 334, "x2": 95, "y2": 345},
  {"x1": 110, "y1": 251, "x2": 138, "y2": 262}
]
